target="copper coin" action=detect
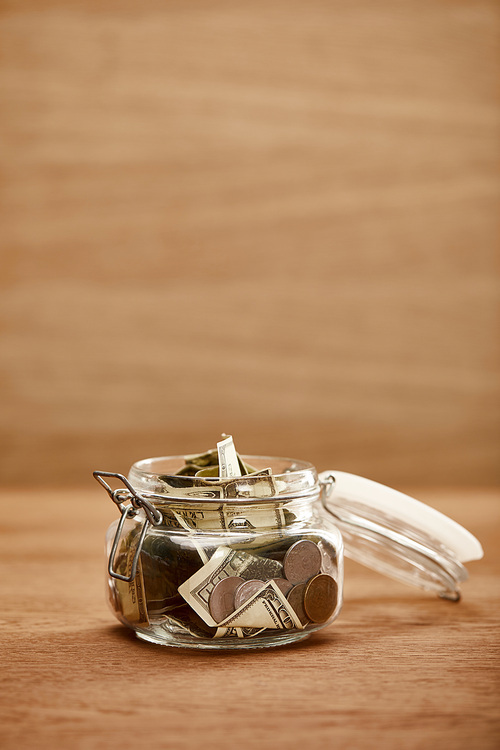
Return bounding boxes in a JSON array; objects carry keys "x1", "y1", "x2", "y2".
[
  {"x1": 283, "y1": 540, "x2": 322, "y2": 584},
  {"x1": 286, "y1": 583, "x2": 309, "y2": 626},
  {"x1": 209, "y1": 576, "x2": 244, "y2": 623},
  {"x1": 234, "y1": 579, "x2": 266, "y2": 610},
  {"x1": 303, "y1": 574, "x2": 338, "y2": 623},
  {"x1": 272, "y1": 578, "x2": 294, "y2": 597}
]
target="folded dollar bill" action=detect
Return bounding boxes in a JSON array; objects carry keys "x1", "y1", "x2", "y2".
[
  {"x1": 217, "y1": 579, "x2": 303, "y2": 631},
  {"x1": 178, "y1": 546, "x2": 301, "y2": 630}
]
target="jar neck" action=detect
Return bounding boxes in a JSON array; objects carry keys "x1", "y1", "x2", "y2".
[
  {"x1": 153, "y1": 495, "x2": 319, "y2": 533},
  {"x1": 127, "y1": 455, "x2": 319, "y2": 504}
]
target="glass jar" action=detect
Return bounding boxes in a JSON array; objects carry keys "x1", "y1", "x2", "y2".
[{"x1": 94, "y1": 455, "x2": 483, "y2": 650}]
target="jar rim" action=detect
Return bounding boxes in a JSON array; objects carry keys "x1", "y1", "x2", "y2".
[{"x1": 128, "y1": 454, "x2": 319, "y2": 504}]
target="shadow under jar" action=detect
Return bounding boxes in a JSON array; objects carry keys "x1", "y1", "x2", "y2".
[{"x1": 95, "y1": 455, "x2": 483, "y2": 650}]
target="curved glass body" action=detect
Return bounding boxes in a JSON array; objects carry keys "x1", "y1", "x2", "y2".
[{"x1": 105, "y1": 456, "x2": 344, "y2": 649}]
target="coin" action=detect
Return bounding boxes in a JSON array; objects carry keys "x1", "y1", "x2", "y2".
[
  {"x1": 209, "y1": 576, "x2": 244, "y2": 623},
  {"x1": 242, "y1": 555, "x2": 283, "y2": 581},
  {"x1": 286, "y1": 583, "x2": 309, "y2": 626},
  {"x1": 272, "y1": 578, "x2": 294, "y2": 597},
  {"x1": 303, "y1": 574, "x2": 338, "y2": 623},
  {"x1": 283, "y1": 540, "x2": 322, "y2": 584},
  {"x1": 234, "y1": 579, "x2": 266, "y2": 609},
  {"x1": 317, "y1": 540, "x2": 337, "y2": 577}
]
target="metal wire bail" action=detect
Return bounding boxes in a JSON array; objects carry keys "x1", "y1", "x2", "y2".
[
  {"x1": 93, "y1": 470, "x2": 163, "y2": 582},
  {"x1": 93, "y1": 470, "x2": 163, "y2": 525}
]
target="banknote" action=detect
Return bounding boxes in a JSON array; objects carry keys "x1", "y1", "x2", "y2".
[
  {"x1": 215, "y1": 626, "x2": 268, "y2": 639},
  {"x1": 217, "y1": 435, "x2": 242, "y2": 478},
  {"x1": 172, "y1": 448, "x2": 220, "y2": 477},
  {"x1": 162, "y1": 613, "x2": 264, "y2": 641},
  {"x1": 184, "y1": 448, "x2": 219, "y2": 468},
  {"x1": 178, "y1": 546, "x2": 243, "y2": 627},
  {"x1": 223, "y1": 468, "x2": 277, "y2": 500},
  {"x1": 159, "y1": 490, "x2": 285, "y2": 534},
  {"x1": 217, "y1": 499, "x2": 284, "y2": 533},
  {"x1": 217, "y1": 579, "x2": 303, "y2": 631},
  {"x1": 115, "y1": 530, "x2": 149, "y2": 628},
  {"x1": 178, "y1": 546, "x2": 284, "y2": 627},
  {"x1": 173, "y1": 448, "x2": 257, "y2": 477},
  {"x1": 195, "y1": 466, "x2": 221, "y2": 477}
]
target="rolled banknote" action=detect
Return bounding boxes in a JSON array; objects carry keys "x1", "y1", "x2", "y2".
[
  {"x1": 114, "y1": 528, "x2": 149, "y2": 628},
  {"x1": 217, "y1": 435, "x2": 242, "y2": 478}
]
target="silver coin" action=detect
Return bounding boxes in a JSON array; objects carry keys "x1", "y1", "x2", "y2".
[
  {"x1": 234, "y1": 579, "x2": 266, "y2": 610},
  {"x1": 272, "y1": 578, "x2": 294, "y2": 597},
  {"x1": 209, "y1": 576, "x2": 244, "y2": 623},
  {"x1": 283, "y1": 540, "x2": 322, "y2": 584},
  {"x1": 241, "y1": 556, "x2": 283, "y2": 580},
  {"x1": 317, "y1": 540, "x2": 337, "y2": 576}
]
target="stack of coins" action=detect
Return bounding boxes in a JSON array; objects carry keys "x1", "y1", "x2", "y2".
[
  {"x1": 207, "y1": 538, "x2": 338, "y2": 627},
  {"x1": 283, "y1": 540, "x2": 338, "y2": 626}
]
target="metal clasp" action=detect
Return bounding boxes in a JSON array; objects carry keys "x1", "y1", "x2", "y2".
[
  {"x1": 319, "y1": 471, "x2": 335, "y2": 504},
  {"x1": 93, "y1": 470, "x2": 163, "y2": 582}
]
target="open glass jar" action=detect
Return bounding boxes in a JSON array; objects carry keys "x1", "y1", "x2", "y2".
[{"x1": 94, "y1": 455, "x2": 483, "y2": 650}]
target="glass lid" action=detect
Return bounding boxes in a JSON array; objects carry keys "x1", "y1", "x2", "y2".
[{"x1": 319, "y1": 470, "x2": 483, "y2": 601}]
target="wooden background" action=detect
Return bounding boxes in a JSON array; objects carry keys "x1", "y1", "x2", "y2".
[{"x1": 0, "y1": 0, "x2": 499, "y2": 487}]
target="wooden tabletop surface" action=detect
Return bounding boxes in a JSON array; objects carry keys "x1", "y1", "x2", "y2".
[{"x1": 1, "y1": 487, "x2": 498, "y2": 750}]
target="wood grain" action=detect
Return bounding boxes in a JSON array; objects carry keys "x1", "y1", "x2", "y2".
[
  {"x1": 0, "y1": 2, "x2": 499, "y2": 486},
  {"x1": 0, "y1": 488, "x2": 498, "y2": 749}
]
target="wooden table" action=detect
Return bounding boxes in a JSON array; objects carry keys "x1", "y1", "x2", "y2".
[{"x1": 1, "y1": 488, "x2": 498, "y2": 749}]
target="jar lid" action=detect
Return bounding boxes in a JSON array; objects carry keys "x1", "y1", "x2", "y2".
[{"x1": 319, "y1": 471, "x2": 483, "y2": 600}]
